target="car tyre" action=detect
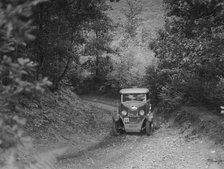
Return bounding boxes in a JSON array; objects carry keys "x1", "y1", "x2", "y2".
[
  {"x1": 112, "y1": 121, "x2": 121, "y2": 136},
  {"x1": 146, "y1": 121, "x2": 153, "y2": 136}
]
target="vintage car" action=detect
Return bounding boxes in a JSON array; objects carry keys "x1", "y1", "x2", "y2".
[{"x1": 112, "y1": 88, "x2": 153, "y2": 136}]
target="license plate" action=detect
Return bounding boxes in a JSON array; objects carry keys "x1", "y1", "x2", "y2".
[{"x1": 124, "y1": 118, "x2": 129, "y2": 123}]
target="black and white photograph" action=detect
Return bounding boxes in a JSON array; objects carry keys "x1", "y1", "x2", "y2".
[{"x1": 1, "y1": 0, "x2": 224, "y2": 168}]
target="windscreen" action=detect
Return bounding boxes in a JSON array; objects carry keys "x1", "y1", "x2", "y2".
[{"x1": 122, "y1": 94, "x2": 146, "y2": 102}]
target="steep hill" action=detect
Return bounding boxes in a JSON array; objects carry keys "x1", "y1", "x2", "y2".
[
  {"x1": 107, "y1": 0, "x2": 164, "y2": 69},
  {"x1": 19, "y1": 89, "x2": 112, "y2": 158}
]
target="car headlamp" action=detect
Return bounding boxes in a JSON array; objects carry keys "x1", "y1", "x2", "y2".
[
  {"x1": 121, "y1": 110, "x2": 127, "y2": 116},
  {"x1": 139, "y1": 110, "x2": 145, "y2": 116}
]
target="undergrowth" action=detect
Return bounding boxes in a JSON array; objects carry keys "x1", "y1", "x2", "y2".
[
  {"x1": 172, "y1": 107, "x2": 224, "y2": 145},
  {"x1": 19, "y1": 88, "x2": 110, "y2": 145}
]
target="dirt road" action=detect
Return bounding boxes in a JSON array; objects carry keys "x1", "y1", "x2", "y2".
[{"x1": 56, "y1": 99, "x2": 224, "y2": 169}]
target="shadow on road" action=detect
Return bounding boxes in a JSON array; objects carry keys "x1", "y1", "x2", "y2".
[
  {"x1": 57, "y1": 133, "x2": 124, "y2": 162},
  {"x1": 57, "y1": 131, "x2": 147, "y2": 163}
]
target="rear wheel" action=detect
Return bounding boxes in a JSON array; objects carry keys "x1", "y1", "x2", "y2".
[
  {"x1": 146, "y1": 121, "x2": 153, "y2": 136},
  {"x1": 112, "y1": 121, "x2": 121, "y2": 136}
]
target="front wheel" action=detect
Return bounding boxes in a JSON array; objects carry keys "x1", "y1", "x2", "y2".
[
  {"x1": 146, "y1": 121, "x2": 153, "y2": 136},
  {"x1": 112, "y1": 121, "x2": 120, "y2": 136}
]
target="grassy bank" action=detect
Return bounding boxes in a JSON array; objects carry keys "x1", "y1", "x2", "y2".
[
  {"x1": 170, "y1": 106, "x2": 224, "y2": 146},
  {"x1": 19, "y1": 88, "x2": 112, "y2": 158}
]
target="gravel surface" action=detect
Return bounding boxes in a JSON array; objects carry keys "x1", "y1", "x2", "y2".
[{"x1": 56, "y1": 100, "x2": 224, "y2": 169}]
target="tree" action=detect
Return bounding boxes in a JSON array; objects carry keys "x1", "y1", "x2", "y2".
[
  {"x1": 122, "y1": 0, "x2": 143, "y2": 38},
  {"x1": 78, "y1": 1, "x2": 115, "y2": 91},
  {"x1": 29, "y1": 0, "x2": 108, "y2": 91},
  {"x1": 0, "y1": 0, "x2": 116, "y2": 167},
  {"x1": 147, "y1": 0, "x2": 224, "y2": 108},
  {"x1": 101, "y1": 0, "x2": 151, "y2": 94},
  {"x1": 0, "y1": 0, "x2": 55, "y2": 168}
]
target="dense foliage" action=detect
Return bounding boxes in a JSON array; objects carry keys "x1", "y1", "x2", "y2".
[
  {"x1": 102, "y1": 0, "x2": 146, "y2": 95},
  {"x1": 3, "y1": 0, "x2": 224, "y2": 167},
  {"x1": 0, "y1": 0, "x2": 55, "y2": 168},
  {"x1": 31, "y1": 0, "x2": 114, "y2": 91},
  {"x1": 0, "y1": 0, "x2": 116, "y2": 168},
  {"x1": 75, "y1": 1, "x2": 115, "y2": 93},
  {"x1": 145, "y1": 0, "x2": 224, "y2": 112}
]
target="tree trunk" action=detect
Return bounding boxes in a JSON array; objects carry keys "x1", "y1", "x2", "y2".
[
  {"x1": 95, "y1": 54, "x2": 100, "y2": 84},
  {"x1": 51, "y1": 56, "x2": 71, "y2": 91},
  {"x1": 36, "y1": 4, "x2": 44, "y2": 80}
]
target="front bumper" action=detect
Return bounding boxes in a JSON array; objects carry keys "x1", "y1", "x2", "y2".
[
  {"x1": 121, "y1": 115, "x2": 145, "y2": 132},
  {"x1": 122, "y1": 113, "x2": 153, "y2": 132},
  {"x1": 113, "y1": 112, "x2": 153, "y2": 133},
  {"x1": 124, "y1": 121, "x2": 144, "y2": 132}
]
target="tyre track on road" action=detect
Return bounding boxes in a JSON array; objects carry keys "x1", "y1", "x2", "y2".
[{"x1": 57, "y1": 98, "x2": 223, "y2": 169}]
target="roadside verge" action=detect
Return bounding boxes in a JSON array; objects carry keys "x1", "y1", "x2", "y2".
[
  {"x1": 171, "y1": 106, "x2": 224, "y2": 145},
  {"x1": 19, "y1": 89, "x2": 113, "y2": 161}
]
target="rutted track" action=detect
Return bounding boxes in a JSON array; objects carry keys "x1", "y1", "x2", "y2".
[{"x1": 56, "y1": 98, "x2": 223, "y2": 169}]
